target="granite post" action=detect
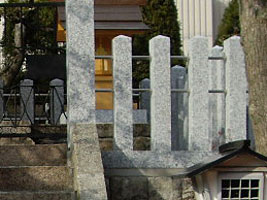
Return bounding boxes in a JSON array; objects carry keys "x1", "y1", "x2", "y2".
[
  {"x1": 171, "y1": 66, "x2": 187, "y2": 150},
  {"x1": 209, "y1": 46, "x2": 226, "y2": 150},
  {"x1": 50, "y1": 79, "x2": 64, "y2": 125},
  {"x1": 66, "y1": 0, "x2": 107, "y2": 199},
  {"x1": 149, "y1": 35, "x2": 171, "y2": 152},
  {"x1": 0, "y1": 79, "x2": 3, "y2": 121},
  {"x1": 188, "y1": 36, "x2": 210, "y2": 151},
  {"x1": 20, "y1": 79, "x2": 34, "y2": 123},
  {"x1": 113, "y1": 35, "x2": 133, "y2": 151},
  {"x1": 139, "y1": 78, "x2": 150, "y2": 123},
  {"x1": 224, "y1": 36, "x2": 247, "y2": 142}
]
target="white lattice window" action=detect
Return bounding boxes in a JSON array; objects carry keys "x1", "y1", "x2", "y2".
[{"x1": 218, "y1": 173, "x2": 264, "y2": 200}]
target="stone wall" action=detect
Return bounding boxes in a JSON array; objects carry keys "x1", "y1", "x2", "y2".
[
  {"x1": 98, "y1": 124, "x2": 150, "y2": 151},
  {"x1": 105, "y1": 176, "x2": 195, "y2": 200}
]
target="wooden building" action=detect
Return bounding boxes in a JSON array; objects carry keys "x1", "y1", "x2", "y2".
[
  {"x1": 52, "y1": 0, "x2": 149, "y2": 109},
  {"x1": 178, "y1": 140, "x2": 267, "y2": 200}
]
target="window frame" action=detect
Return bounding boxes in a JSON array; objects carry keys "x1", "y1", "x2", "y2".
[{"x1": 218, "y1": 172, "x2": 265, "y2": 200}]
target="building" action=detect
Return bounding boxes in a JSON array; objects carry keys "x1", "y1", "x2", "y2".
[
  {"x1": 174, "y1": 0, "x2": 231, "y2": 54},
  {"x1": 53, "y1": 0, "x2": 149, "y2": 109},
  {"x1": 178, "y1": 140, "x2": 267, "y2": 200}
]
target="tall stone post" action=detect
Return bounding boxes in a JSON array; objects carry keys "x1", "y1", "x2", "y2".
[
  {"x1": 66, "y1": 0, "x2": 107, "y2": 199},
  {"x1": 224, "y1": 36, "x2": 247, "y2": 142},
  {"x1": 149, "y1": 35, "x2": 171, "y2": 152},
  {"x1": 113, "y1": 35, "x2": 133, "y2": 151},
  {"x1": 188, "y1": 36, "x2": 210, "y2": 151}
]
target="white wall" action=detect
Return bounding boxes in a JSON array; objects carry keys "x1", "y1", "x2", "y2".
[{"x1": 174, "y1": 0, "x2": 230, "y2": 55}]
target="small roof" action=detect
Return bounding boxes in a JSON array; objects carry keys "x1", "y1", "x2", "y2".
[
  {"x1": 57, "y1": 5, "x2": 149, "y2": 31},
  {"x1": 177, "y1": 140, "x2": 267, "y2": 178}
]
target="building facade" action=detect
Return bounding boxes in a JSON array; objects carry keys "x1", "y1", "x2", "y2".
[{"x1": 174, "y1": 0, "x2": 231, "y2": 54}]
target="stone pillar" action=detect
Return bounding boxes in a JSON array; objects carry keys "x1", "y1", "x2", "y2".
[
  {"x1": 113, "y1": 35, "x2": 133, "y2": 151},
  {"x1": 139, "y1": 78, "x2": 150, "y2": 123},
  {"x1": 50, "y1": 79, "x2": 64, "y2": 125},
  {"x1": 66, "y1": 0, "x2": 107, "y2": 199},
  {"x1": 20, "y1": 79, "x2": 34, "y2": 123},
  {"x1": 149, "y1": 35, "x2": 171, "y2": 152},
  {"x1": 209, "y1": 46, "x2": 226, "y2": 151},
  {"x1": 188, "y1": 36, "x2": 210, "y2": 151},
  {"x1": 224, "y1": 36, "x2": 247, "y2": 142},
  {"x1": 171, "y1": 66, "x2": 187, "y2": 150},
  {"x1": 66, "y1": 0, "x2": 96, "y2": 124}
]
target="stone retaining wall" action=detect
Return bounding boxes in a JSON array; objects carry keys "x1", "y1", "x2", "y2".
[{"x1": 105, "y1": 176, "x2": 195, "y2": 200}]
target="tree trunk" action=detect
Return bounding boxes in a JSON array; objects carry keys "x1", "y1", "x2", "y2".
[
  {"x1": 0, "y1": 23, "x2": 25, "y2": 87},
  {"x1": 239, "y1": 0, "x2": 267, "y2": 155}
]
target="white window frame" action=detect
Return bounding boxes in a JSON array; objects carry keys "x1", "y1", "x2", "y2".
[{"x1": 218, "y1": 172, "x2": 265, "y2": 200}]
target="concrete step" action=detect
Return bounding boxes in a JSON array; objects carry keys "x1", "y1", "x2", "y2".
[
  {"x1": 0, "y1": 191, "x2": 74, "y2": 200},
  {"x1": 0, "y1": 144, "x2": 67, "y2": 166},
  {"x1": 0, "y1": 166, "x2": 73, "y2": 191}
]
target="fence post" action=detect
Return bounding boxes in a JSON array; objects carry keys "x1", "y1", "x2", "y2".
[
  {"x1": 209, "y1": 46, "x2": 226, "y2": 150},
  {"x1": 113, "y1": 35, "x2": 133, "y2": 151},
  {"x1": 171, "y1": 66, "x2": 188, "y2": 150},
  {"x1": 139, "y1": 78, "x2": 150, "y2": 122},
  {"x1": 224, "y1": 36, "x2": 247, "y2": 142},
  {"x1": 20, "y1": 79, "x2": 34, "y2": 123},
  {"x1": 188, "y1": 36, "x2": 210, "y2": 151},
  {"x1": 150, "y1": 35, "x2": 171, "y2": 152},
  {"x1": 50, "y1": 79, "x2": 64, "y2": 125},
  {"x1": 0, "y1": 79, "x2": 3, "y2": 121}
]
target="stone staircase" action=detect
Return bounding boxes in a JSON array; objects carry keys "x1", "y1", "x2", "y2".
[{"x1": 0, "y1": 143, "x2": 74, "y2": 200}]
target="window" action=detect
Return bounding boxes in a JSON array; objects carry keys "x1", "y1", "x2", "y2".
[{"x1": 218, "y1": 173, "x2": 264, "y2": 200}]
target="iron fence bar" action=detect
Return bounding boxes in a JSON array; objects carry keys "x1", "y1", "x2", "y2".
[
  {"x1": 209, "y1": 90, "x2": 226, "y2": 93},
  {"x1": 95, "y1": 55, "x2": 224, "y2": 61},
  {"x1": 34, "y1": 93, "x2": 49, "y2": 97},
  {"x1": 208, "y1": 56, "x2": 225, "y2": 60},
  {"x1": 0, "y1": 2, "x2": 65, "y2": 7},
  {"x1": 171, "y1": 89, "x2": 190, "y2": 93}
]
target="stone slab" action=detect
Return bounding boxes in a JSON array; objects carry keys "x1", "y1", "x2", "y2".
[
  {"x1": 70, "y1": 124, "x2": 107, "y2": 199},
  {"x1": 102, "y1": 151, "x2": 217, "y2": 169}
]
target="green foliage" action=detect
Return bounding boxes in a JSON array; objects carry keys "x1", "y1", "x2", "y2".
[
  {"x1": 0, "y1": 0, "x2": 60, "y2": 86},
  {"x1": 132, "y1": 0, "x2": 183, "y2": 87},
  {"x1": 1, "y1": 0, "x2": 57, "y2": 55},
  {"x1": 215, "y1": 0, "x2": 240, "y2": 45}
]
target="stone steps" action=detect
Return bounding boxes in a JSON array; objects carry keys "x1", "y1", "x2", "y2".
[
  {"x1": 0, "y1": 144, "x2": 67, "y2": 166},
  {"x1": 0, "y1": 166, "x2": 72, "y2": 191},
  {"x1": 0, "y1": 191, "x2": 74, "y2": 200},
  {"x1": 0, "y1": 143, "x2": 74, "y2": 200}
]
